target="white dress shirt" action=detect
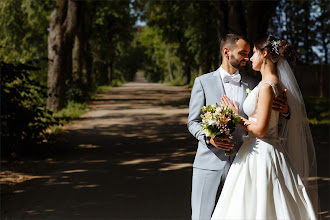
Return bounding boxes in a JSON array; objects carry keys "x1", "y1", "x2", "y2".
[{"x1": 219, "y1": 66, "x2": 243, "y2": 108}]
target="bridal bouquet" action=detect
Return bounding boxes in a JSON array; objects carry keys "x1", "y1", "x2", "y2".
[{"x1": 200, "y1": 103, "x2": 241, "y2": 157}]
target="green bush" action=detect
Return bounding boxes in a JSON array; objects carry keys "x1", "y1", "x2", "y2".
[
  {"x1": 0, "y1": 62, "x2": 60, "y2": 154},
  {"x1": 66, "y1": 79, "x2": 92, "y2": 103},
  {"x1": 304, "y1": 96, "x2": 330, "y2": 125}
]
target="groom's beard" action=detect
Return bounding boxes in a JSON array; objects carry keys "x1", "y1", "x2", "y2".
[{"x1": 230, "y1": 55, "x2": 246, "y2": 70}]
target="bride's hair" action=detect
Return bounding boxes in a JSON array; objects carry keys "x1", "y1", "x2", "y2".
[{"x1": 254, "y1": 36, "x2": 297, "y2": 67}]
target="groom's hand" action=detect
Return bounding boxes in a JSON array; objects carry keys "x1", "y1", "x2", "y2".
[
  {"x1": 272, "y1": 89, "x2": 289, "y2": 114},
  {"x1": 210, "y1": 137, "x2": 234, "y2": 151}
]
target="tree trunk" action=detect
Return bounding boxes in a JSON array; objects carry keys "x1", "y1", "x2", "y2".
[
  {"x1": 184, "y1": 55, "x2": 191, "y2": 85},
  {"x1": 322, "y1": 36, "x2": 328, "y2": 64},
  {"x1": 303, "y1": 0, "x2": 311, "y2": 64},
  {"x1": 72, "y1": 1, "x2": 92, "y2": 85},
  {"x1": 247, "y1": 0, "x2": 279, "y2": 44},
  {"x1": 166, "y1": 45, "x2": 174, "y2": 81},
  {"x1": 318, "y1": 69, "x2": 324, "y2": 98},
  {"x1": 212, "y1": 0, "x2": 228, "y2": 66},
  {"x1": 72, "y1": 34, "x2": 81, "y2": 81},
  {"x1": 227, "y1": 0, "x2": 246, "y2": 36},
  {"x1": 47, "y1": 0, "x2": 78, "y2": 111},
  {"x1": 107, "y1": 62, "x2": 113, "y2": 83}
]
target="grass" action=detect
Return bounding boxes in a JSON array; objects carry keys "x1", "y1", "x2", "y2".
[
  {"x1": 55, "y1": 101, "x2": 89, "y2": 120},
  {"x1": 96, "y1": 79, "x2": 125, "y2": 93},
  {"x1": 51, "y1": 79, "x2": 126, "y2": 132}
]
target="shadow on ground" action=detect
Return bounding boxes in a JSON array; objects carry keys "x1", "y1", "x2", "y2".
[
  {"x1": 1, "y1": 81, "x2": 196, "y2": 219},
  {"x1": 1, "y1": 80, "x2": 329, "y2": 219}
]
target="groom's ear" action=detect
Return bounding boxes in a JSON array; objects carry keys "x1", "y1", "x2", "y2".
[{"x1": 224, "y1": 48, "x2": 229, "y2": 58}]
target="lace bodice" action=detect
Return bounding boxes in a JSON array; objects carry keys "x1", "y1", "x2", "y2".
[{"x1": 243, "y1": 81, "x2": 279, "y2": 138}]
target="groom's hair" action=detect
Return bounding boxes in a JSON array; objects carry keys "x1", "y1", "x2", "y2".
[{"x1": 220, "y1": 34, "x2": 250, "y2": 56}]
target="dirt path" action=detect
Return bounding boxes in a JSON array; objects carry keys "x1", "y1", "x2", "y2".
[
  {"x1": 1, "y1": 77, "x2": 196, "y2": 219},
  {"x1": 1, "y1": 76, "x2": 329, "y2": 219}
]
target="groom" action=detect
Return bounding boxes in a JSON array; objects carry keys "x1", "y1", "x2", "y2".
[{"x1": 187, "y1": 34, "x2": 289, "y2": 219}]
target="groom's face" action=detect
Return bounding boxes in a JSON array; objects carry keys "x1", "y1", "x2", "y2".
[{"x1": 229, "y1": 39, "x2": 250, "y2": 70}]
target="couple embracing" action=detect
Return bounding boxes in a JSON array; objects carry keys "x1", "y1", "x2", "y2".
[{"x1": 188, "y1": 34, "x2": 318, "y2": 219}]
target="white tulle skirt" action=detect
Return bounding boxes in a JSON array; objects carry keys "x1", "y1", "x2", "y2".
[{"x1": 211, "y1": 136, "x2": 316, "y2": 220}]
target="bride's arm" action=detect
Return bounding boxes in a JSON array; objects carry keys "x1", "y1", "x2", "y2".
[{"x1": 239, "y1": 84, "x2": 274, "y2": 138}]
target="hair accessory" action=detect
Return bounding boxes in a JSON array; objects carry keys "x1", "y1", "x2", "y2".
[{"x1": 271, "y1": 40, "x2": 281, "y2": 55}]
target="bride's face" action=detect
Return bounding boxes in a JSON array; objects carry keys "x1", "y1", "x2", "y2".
[{"x1": 250, "y1": 47, "x2": 263, "y2": 71}]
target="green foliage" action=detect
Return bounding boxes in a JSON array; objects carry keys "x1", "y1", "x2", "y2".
[
  {"x1": 65, "y1": 79, "x2": 94, "y2": 103},
  {"x1": 269, "y1": 0, "x2": 329, "y2": 64},
  {"x1": 90, "y1": 0, "x2": 139, "y2": 84},
  {"x1": 139, "y1": 1, "x2": 220, "y2": 85},
  {"x1": 96, "y1": 79, "x2": 125, "y2": 93},
  {"x1": 0, "y1": 0, "x2": 53, "y2": 64},
  {"x1": 0, "y1": 62, "x2": 60, "y2": 153},
  {"x1": 113, "y1": 30, "x2": 145, "y2": 82},
  {"x1": 139, "y1": 25, "x2": 184, "y2": 83},
  {"x1": 304, "y1": 96, "x2": 330, "y2": 125},
  {"x1": 55, "y1": 101, "x2": 88, "y2": 121}
]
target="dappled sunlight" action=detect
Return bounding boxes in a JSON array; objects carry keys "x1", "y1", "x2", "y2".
[
  {"x1": 159, "y1": 163, "x2": 192, "y2": 171},
  {"x1": 46, "y1": 180, "x2": 71, "y2": 185},
  {"x1": 60, "y1": 169, "x2": 88, "y2": 174},
  {"x1": 83, "y1": 160, "x2": 108, "y2": 163},
  {"x1": 3, "y1": 80, "x2": 327, "y2": 219},
  {"x1": 66, "y1": 160, "x2": 108, "y2": 164},
  {"x1": 25, "y1": 210, "x2": 40, "y2": 215},
  {"x1": 0, "y1": 171, "x2": 51, "y2": 185},
  {"x1": 73, "y1": 184, "x2": 99, "y2": 189},
  {"x1": 307, "y1": 176, "x2": 330, "y2": 181},
  {"x1": 78, "y1": 144, "x2": 100, "y2": 149},
  {"x1": 119, "y1": 158, "x2": 162, "y2": 165}
]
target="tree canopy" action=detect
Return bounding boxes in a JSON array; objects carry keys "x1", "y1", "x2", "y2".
[{"x1": 0, "y1": 0, "x2": 328, "y2": 152}]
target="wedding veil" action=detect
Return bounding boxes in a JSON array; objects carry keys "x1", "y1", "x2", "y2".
[{"x1": 277, "y1": 58, "x2": 319, "y2": 213}]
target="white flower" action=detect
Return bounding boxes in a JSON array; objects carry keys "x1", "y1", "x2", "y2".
[
  {"x1": 216, "y1": 106, "x2": 222, "y2": 113},
  {"x1": 207, "y1": 118, "x2": 217, "y2": 126},
  {"x1": 246, "y1": 88, "x2": 252, "y2": 95}
]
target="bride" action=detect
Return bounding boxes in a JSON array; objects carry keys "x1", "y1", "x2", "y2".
[{"x1": 212, "y1": 36, "x2": 318, "y2": 219}]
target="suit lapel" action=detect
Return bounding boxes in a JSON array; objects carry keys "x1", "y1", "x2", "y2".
[
  {"x1": 239, "y1": 79, "x2": 249, "y2": 116},
  {"x1": 212, "y1": 67, "x2": 225, "y2": 100}
]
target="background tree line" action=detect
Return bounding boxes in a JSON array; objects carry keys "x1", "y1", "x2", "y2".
[
  {"x1": 138, "y1": 0, "x2": 329, "y2": 87},
  {"x1": 0, "y1": 0, "x2": 328, "y2": 153}
]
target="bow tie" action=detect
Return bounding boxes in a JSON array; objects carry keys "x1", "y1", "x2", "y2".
[{"x1": 223, "y1": 74, "x2": 241, "y2": 85}]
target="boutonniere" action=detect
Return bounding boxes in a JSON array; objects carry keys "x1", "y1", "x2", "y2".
[{"x1": 246, "y1": 88, "x2": 252, "y2": 95}]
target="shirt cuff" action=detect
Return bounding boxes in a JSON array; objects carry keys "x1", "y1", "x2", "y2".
[
  {"x1": 205, "y1": 136, "x2": 210, "y2": 145},
  {"x1": 281, "y1": 108, "x2": 291, "y2": 118}
]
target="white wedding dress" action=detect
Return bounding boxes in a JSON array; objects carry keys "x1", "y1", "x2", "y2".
[{"x1": 211, "y1": 82, "x2": 316, "y2": 220}]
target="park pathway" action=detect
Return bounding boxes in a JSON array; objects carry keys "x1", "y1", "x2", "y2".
[
  {"x1": 1, "y1": 75, "x2": 329, "y2": 219},
  {"x1": 1, "y1": 75, "x2": 197, "y2": 219}
]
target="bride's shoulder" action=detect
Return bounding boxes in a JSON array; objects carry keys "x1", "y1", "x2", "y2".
[{"x1": 259, "y1": 80, "x2": 281, "y2": 96}]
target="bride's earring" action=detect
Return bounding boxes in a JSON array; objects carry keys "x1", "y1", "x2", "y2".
[{"x1": 263, "y1": 58, "x2": 267, "y2": 65}]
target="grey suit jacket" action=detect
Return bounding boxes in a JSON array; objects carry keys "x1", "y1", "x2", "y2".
[{"x1": 187, "y1": 67, "x2": 258, "y2": 171}]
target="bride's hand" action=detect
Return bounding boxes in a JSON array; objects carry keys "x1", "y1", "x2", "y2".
[{"x1": 221, "y1": 95, "x2": 239, "y2": 114}]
